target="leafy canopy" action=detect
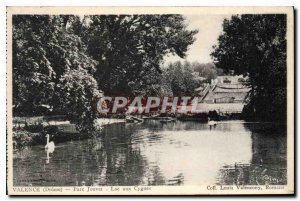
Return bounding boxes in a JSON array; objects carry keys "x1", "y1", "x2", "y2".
[{"x1": 211, "y1": 14, "x2": 287, "y2": 121}]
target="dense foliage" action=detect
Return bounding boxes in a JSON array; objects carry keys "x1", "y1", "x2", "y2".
[
  {"x1": 211, "y1": 14, "x2": 287, "y2": 122},
  {"x1": 81, "y1": 15, "x2": 198, "y2": 95},
  {"x1": 191, "y1": 62, "x2": 223, "y2": 82},
  {"x1": 13, "y1": 15, "x2": 98, "y2": 117},
  {"x1": 164, "y1": 61, "x2": 201, "y2": 96},
  {"x1": 13, "y1": 15, "x2": 198, "y2": 131},
  {"x1": 57, "y1": 70, "x2": 101, "y2": 132}
]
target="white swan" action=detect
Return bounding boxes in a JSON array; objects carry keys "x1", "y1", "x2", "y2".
[
  {"x1": 208, "y1": 117, "x2": 218, "y2": 129},
  {"x1": 45, "y1": 134, "x2": 55, "y2": 153},
  {"x1": 208, "y1": 120, "x2": 217, "y2": 126}
]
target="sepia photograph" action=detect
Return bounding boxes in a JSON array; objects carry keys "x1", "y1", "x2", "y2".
[{"x1": 6, "y1": 6, "x2": 294, "y2": 195}]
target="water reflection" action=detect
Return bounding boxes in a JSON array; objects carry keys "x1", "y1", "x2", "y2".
[
  {"x1": 217, "y1": 123, "x2": 287, "y2": 185},
  {"x1": 13, "y1": 120, "x2": 287, "y2": 186}
]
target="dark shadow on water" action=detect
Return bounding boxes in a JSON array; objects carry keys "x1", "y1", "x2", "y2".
[{"x1": 217, "y1": 122, "x2": 287, "y2": 185}]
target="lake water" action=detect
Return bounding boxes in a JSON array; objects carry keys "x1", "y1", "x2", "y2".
[{"x1": 13, "y1": 120, "x2": 287, "y2": 186}]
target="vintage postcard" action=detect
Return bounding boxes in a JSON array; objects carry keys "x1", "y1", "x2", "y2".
[{"x1": 6, "y1": 6, "x2": 294, "y2": 195}]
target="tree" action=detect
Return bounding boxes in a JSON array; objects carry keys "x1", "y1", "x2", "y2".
[
  {"x1": 191, "y1": 62, "x2": 223, "y2": 82},
  {"x1": 12, "y1": 14, "x2": 198, "y2": 131},
  {"x1": 13, "y1": 15, "x2": 102, "y2": 132},
  {"x1": 165, "y1": 61, "x2": 200, "y2": 96},
  {"x1": 13, "y1": 15, "x2": 98, "y2": 116},
  {"x1": 128, "y1": 70, "x2": 173, "y2": 96},
  {"x1": 57, "y1": 70, "x2": 101, "y2": 132},
  {"x1": 211, "y1": 14, "x2": 287, "y2": 121},
  {"x1": 81, "y1": 15, "x2": 198, "y2": 95},
  {"x1": 13, "y1": 16, "x2": 56, "y2": 115}
]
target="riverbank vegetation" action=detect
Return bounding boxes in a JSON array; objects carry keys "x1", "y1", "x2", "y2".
[
  {"x1": 13, "y1": 125, "x2": 91, "y2": 149},
  {"x1": 13, "y1": 15, "x2": 198, "y2": 131},
  {"x1": 13, "y1": 14, "x2": 287, "y2": 135},
  {"x1": 163, "y1": 61, "x2": 223, "y2": 96},
  {"x1": 211, "y1": 14, "x2": 287, "y2": 122}
]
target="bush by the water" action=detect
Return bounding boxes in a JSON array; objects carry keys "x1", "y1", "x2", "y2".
[
  {"x1": 13, "y1": 123, "x2": 100, "y2": 149},
  {"x1": 13, "y1": 130, "x2": 34, "y2": 149},
  {"x1": 24, "y1": 124, "x2": 59, "y2": 134}
]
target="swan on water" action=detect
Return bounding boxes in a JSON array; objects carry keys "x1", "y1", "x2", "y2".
[
  {"x1": 45, "y1": 134, "x2": 55, "y2": 152},
  {"x1": 208, "y1": 120, "x2": 217, "y2": 126},
  {"x1": 208, "y1": 117, "x2": 218, "y2": 128}
]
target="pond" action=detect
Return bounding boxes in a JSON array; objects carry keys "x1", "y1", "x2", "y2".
[{"x1": 13, "y1": 120, "x2": 287, "y2": 186}]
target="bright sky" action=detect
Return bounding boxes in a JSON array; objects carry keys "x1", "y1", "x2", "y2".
[{"x1": 164, "y1": 14, "x2": 232, "y2": 64}]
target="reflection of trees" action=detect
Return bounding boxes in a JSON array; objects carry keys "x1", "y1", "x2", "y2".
[
  {"x1": 248, "y1": 123, "x2": 287, "y2": 185},
  {"x1": 89, "y1": 123, "x2": 166, "y2": 186},
  {"x1": 13, "y1": 122, "x2": 171, "y2": 186},
  {"x1": 217, "y1": 123, "x2": 287, "y2": 185},
  {"x1": 86, "y1": 123, "x2": 145, "y2": 186},
  {"x1": 143, "y1": 119, "x2": 207, "y2": 132}
]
